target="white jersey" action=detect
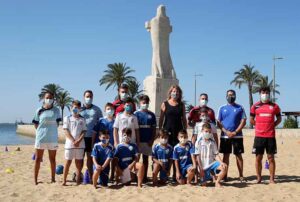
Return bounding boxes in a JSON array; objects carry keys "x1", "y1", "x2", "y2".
[
  {"x1": 113, "y1": 113, "x2": 139, "y2": 144},
  {"x1": 194, "y1": 138, "x2": 218, "y2": 169},
  {"x1": 193, "y1": 122, "x2": 217, "y2": 141},
  {"x1": 63, "y1": 115, "x2": 87, "y2": 149}
]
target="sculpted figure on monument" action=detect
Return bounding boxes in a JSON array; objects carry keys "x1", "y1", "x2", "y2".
[{"x1": 145, "y1": 5, "x2": 176, "y2": 79}]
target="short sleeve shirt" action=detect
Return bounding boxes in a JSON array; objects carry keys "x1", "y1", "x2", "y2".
[
  {"x1": 152, "y1": 143, "x2": 173, "y2": 166},
  {"x1": 93, "y1": 117, "x2": 115, "y2": 145},
  {"x1": 114, "y1": 143, "x2": 138, "y2": 170},
  {"x1": 194, "y1": 138, "x2": 218, "y2": 169},
  {"x1": 193, "y1": 122, "x2": 217, "y2": 140},
  {"x1": 217, "y1": 103, "x2": 247, "y2": 138},
  {"x1": 250, "y1": 101, "x2": 281, "y2": 138},
  {"x1": 91, "y1": 142, "x2": 113, "y2": 165},
  {"x1": 188, "y1": 106, "x2": 216, "y2": 125},
  {"x1": 32, "y1": 106, "x2": 61, "y2": 146},
  {"x1": 63, "y1": 115, "x2": 87, "y2": 149},
  {"x1": 134, "y1": 110, "x2": 156, "y2": 143},
  {"x1": 173, "y1": 141, "x2": 194, "y2": 169},
  {"x1": 80, "y1": 105, "x2": 103, "y2": 138},
  {"x1": 113, "y1": 113, "x2": 139, "y2": 144}
]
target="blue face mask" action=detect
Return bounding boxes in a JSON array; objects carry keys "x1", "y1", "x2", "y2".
[
  {"x1": 72, "y1": 108, "x2": 79, "y2": 115},
  {"x1": 100, "y1": 139, "x2": 109, "y2": 144},
  {"x1": 125, "y1": 105, "x2": 132, "y2": 113}
]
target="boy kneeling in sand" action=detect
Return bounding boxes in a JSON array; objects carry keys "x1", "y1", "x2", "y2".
[
  {"x1": 194, "y1": 123, "x2": 227, "y2": 187},
  {"x1": 62, "y1": 100, "x2": 87, "y2": 186},
  {"x1": 91, "y1": 130, "x2": 113, "y2": 188},
  {"x1": 173, "y1": 130, "x2": 196, "y2": 185},
  {"x1": 152, "y1": 130, "x2": 173, "y2": 186},
  {"x1": 114, "y1": 128, "x2": 144, "y2": 188}
]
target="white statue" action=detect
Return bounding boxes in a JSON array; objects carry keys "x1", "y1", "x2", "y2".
[{"x1": 145, "y1": 5, "x2": 176, "y2": 79}]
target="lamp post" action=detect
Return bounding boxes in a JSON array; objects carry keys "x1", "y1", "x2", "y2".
[
  {"x1": 272, "y1": 56, "x2": 283, "y2": 102},
  {"x1": 194, "y1": 73, "x2": 203, "y2": 106}
]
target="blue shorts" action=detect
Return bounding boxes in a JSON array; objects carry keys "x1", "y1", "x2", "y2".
[
  {"x1": 93, "y1": 165, "x2": 110, "y2": 186},
  {"x1": 203, "y1": 161, "x2": 221, "y2": 182},
  {"x1": 180, "y1": 164, "x2": 193, "y2": 178}
]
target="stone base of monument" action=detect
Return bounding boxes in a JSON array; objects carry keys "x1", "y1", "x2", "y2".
[{"x1": 143, "y1": 75, "x2": 179, "y2": 117}]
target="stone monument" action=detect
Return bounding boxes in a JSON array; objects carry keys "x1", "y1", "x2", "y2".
[{"x1": 143, "y1": 5, "x2": 179, "y2": 116}]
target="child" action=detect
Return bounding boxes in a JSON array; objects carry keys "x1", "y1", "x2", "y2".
[
  {"x1": 113, "y1": 97, "x2": 140, "y2": 148},
  {"x1": 114, "y1": 128, "x2": 145, "y2": 188},
  {"x1": 152, "y1": 130, "x2": 173, "y2": 186},
  {"x1": 62, "y1": 100, "x2": 87, "y2": 186},
  {"x1": 91, "y1": 130, "x2": 113, "y2": 188},
  {"x1": 92, "y1": 102, "x2": 115, "y2": 146},
  {"x1": 192, "y1": 108, "x2": 218, "y2": 145},
  {"x1": 134, "y1": 95, "x2": 156, "y2": 182},
  {"x1": 93, "y1": 102, "x2": 116, "y2": 180},
  {"x1": 173, "y1": 130, "x2": 196, "y2": 185},
  {"x1": 194, "y1": 123, "x2": 227, "y2": 187}
]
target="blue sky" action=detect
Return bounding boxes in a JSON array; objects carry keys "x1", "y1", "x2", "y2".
[{"x1": 0, "y1": 0, "x2": 299, "y2": 124}]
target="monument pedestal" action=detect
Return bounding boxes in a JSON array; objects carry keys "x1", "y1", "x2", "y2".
[{"x1": 143, "y1": 75, "x2": 179, "y2": 117}]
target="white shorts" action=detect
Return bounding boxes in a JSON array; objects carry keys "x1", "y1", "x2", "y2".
[
  {"x1": 65, "y1": 149, "x2": 84, "y2": 160},
  {"x1": 139, "y1": 143, "x2": 152, "y2": 156},
  {"x1": 35, "y1": 143, "x2": 58, "y2": 150}
]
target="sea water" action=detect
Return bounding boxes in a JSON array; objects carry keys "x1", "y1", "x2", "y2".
[{"x1": 0, "y1": 123, "x2": 34, "y2": 145}]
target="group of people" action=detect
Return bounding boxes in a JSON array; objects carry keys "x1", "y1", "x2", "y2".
[{"x1": 33, "y1": 83, "x2": 281, "y2": 188}]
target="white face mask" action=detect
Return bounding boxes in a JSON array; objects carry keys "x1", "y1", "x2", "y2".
[
  {"x1": 122, "y1": 135, "x2": 131, "y2": 143},
  {"x1": 160, "y1": 138, "x2": 168, "y2": 144},
  {"x1": 106, "y1": 109, "x2": 114, "y2": 117},
  {"x1": 44, "y1": 99, "x2": 54, "y2": 106},
  {"x1": 200, "y1": 116, "x2": 208, "y2": 122},
  {"x1": 179, "y1": 138, "x2": 188, "y2": 144},
  {"x1": 202, "y1": 132, "x2": 212, "y2": 140},
  {"x1": 140, "y1": 103, "x2": 149, "y2": 110},
  {"x1": 199, "y1": 99, "x2": 208, "y2": 107},
  {"x1": 85, "y1": 97, "x2": 93, "y2": 105},
  {"x1": 261, "y1": 93, "x2": 270, "y2": 103},
  {"x1": 171, "y1": 92, "x2": 177, "y2": 99},
  {"x1": 120, "y1": 92, "x2": 128, "y2": 100}
]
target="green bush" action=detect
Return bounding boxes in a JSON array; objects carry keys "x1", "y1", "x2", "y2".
[{"x1": 283, "y1": 117, "x2": 299, "y2": 128}]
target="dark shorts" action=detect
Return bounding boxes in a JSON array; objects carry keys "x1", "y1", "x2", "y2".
[
  {"x1": 219, "y1": 138, "x2": 244, "y2": 155},
  {"x1": 84, "y1": 137, "x2": 92, "y2": 153},
  {"x1": 252, "y1": 137, "x2": 277, "y2": 155}
]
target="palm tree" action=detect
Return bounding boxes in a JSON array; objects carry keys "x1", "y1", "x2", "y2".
[
  {"x1": 230, "y1": 64, "x2": 261, "y2": 128},
  {"x1": 127, "y1": 79, "x2": 143, "y2": 103},
  {"x1": 38, "y1": 83, "x2": 63, "y2": 102},
  {"x1": 56, "y1": 91, "x2": 73, "y2": 118},
  {"x1": 252, "y1": 75, "x2": 280, "y2": 101},
  {"x1": 99, "y1": 63, "x2": 136, "y2": 92}
]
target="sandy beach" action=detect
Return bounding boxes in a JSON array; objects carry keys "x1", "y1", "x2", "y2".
[{"x1": 1, "y1": 134, "x2": 300, "y2": 202}]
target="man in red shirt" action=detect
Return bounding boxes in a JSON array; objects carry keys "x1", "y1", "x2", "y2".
[
  {"x1": 112, "y1": 83, "x2": 136, "y2": 115},
  {"x1": 250, "y1": 86, "x2": 281, "y2": 184},
  {"x1": 188, "y1": 93, "x2": 216, "y2": 127}
]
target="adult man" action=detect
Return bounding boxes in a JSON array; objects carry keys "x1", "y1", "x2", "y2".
[
  {"x1": 80, "y1": 90, "x2": 103, "y2": 182},
  {"x1": 112, "y1": 83, "x2": 136, "y2": 115},
  {"x1": 250, "y1": 86, "x2": 281, "y2": 184},
  {"x1": 217, "y1": 90, "x2": 246, "y2": 182},
  {"x1": 188, "y1": 93, "x2": 216, "y2": 127}
]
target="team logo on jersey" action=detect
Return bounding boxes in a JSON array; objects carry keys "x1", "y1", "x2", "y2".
[
  {"x1": 165, "y1": 149, "x2": 169, "y2": 154},
  {"x1": 129, "y1": 146, "x2": 133, "y2": 151},
  {"x1": 234, "y1": 109, "x2": 237, "y2": 112},
  {"x1": 269, "y1": 106, "x2": 274, "y2": 110},
  {"x1": 148, "y1": 115, "x2": 152, "y2": 119},
  {"x1": 186, "y1": 146, "x2": 190, "y2": 151}
]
